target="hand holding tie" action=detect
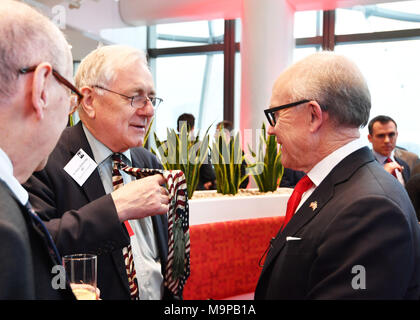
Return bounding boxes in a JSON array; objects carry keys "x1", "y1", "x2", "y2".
[{"x1": 112, "y1": 174, "x2": 170, "y2": 222}]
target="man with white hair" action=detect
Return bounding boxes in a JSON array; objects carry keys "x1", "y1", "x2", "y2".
[
  {"x1": 256, "y1": 52, "x2": 420, "y2": 299},
  {"x1": 0, "y1": 0, "x2": 76, "y2": 299},
  {"x1": 25, "y1": 45, "x2": 173, "y2": 300}
]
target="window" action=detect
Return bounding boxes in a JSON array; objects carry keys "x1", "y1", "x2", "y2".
[
  {"x1": 336, "y1": 40, "x2": 420, "y2": 153},
  {"x1": 148, "y1": 19, "x2": 240, "y2": 141}
]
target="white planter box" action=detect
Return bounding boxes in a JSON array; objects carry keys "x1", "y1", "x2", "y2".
[{"x1": 189, "y1": 188, "x2": 293, "y2": 225}]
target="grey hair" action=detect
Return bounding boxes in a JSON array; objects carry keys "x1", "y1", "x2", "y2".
[
  {"x1": 0, "y1": 0, "x2": 71, "y2": 103},
  {"x1": 75, "y1": 45, "x2": 149, "y2": 90},
  {"x1": 282, "y1": 51, "x2": 371, "y2": 128}
]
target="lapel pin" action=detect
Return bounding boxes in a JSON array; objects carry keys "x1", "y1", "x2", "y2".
[{"x1": 309, "y1": 201, "x2": 317, "y2": 211}]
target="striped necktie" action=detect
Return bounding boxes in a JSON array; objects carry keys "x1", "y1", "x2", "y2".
[
  {"x1": 112, "y1": 153, "x2": 190, "y2": 298},
  {"x1": 111, "y1": 154, "x2": 140, "y2": 300}
]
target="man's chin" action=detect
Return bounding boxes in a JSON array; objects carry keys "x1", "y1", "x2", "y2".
[{"x1": 35, "y1": 157, "x2": 48, "y2": 172}]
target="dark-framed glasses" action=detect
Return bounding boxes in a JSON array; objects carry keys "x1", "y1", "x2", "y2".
[
  {"x1": 264, "y1": 99, "x2": 310, "y2": 127},
  {"x1": 93, "y1": 85, "x2": 163, "y2": 109},
  {"x1": 19, "y1": 65, "x2": 83, "y2": 111}
]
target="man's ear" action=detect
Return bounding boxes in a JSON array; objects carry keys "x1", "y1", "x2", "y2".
[
  {"x1": 79, "y1": 86, "x2": 96, "y2": 119},
  {"x1": 31, "y1": 63, "x2": 53, "y2": 120},
  {"x1": 308, "y1": 101, "x2": 324, "y2": 133},
  {"x1": 368, "y1": 134, "x2": 373, "y2": 143}
]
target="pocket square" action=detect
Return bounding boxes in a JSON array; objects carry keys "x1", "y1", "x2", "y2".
[{"x1": 286, "y1": 236, "x2": 302, "y2": 241}]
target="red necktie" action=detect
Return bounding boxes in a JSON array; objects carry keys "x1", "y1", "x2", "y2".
[
  {"x1": 281, "y1": 175, "x2": 313, "y2": 231},
  {"x1": 385, "y1": 157, "x2": 397, "y2": 178}
]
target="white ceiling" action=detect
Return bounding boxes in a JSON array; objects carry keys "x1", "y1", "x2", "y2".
[{"x1": 26, "y1": 0, "x2": 402, "y2": 60}]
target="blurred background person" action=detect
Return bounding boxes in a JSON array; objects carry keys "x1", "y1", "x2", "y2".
[{"x1": 368, "y1": 115, "x2": 410, "y2": 185}]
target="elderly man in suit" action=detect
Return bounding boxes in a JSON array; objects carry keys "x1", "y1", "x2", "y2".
[
  {"x1": 256, "y1": 52, "x2": 420, "y2": 299},
  {"x1": 0, "y1": 0, "x2": 78, "y2": 299},
  {"x1": 368, "y1": 115, "x2": 410, "y2": 185},
  {"x1": 24, "y1": 45, "x2": 172, "y2": 300}
]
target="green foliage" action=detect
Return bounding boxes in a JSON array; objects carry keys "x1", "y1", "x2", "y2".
[
  {"x1": 151, "y1": 122, "x2": 210, "y2": 198},
  {"x1": 211, "y1": 131, "x2": 248, "y2": 195},
  {"x1": 247, "y1": 123, "x2": 284, "y2": 192}
]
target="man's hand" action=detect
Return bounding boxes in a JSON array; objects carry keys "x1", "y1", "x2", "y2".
[
  {"x1": 383, "y1": 161, "x2": 403, "y2": 176},
  {"x1": 111, "y1": 174, "x2": 170, "y2": 222}
]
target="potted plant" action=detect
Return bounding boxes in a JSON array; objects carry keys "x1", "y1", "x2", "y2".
[
  {"x1": 247, "y1": 123, "x2": 284, "y2": 192},
  {"x1": 211, "y1": 131, "x2": 248, "y2": 195},
  {"x1": 151, "y1": 122, "x2": 210, "y2": 198}
]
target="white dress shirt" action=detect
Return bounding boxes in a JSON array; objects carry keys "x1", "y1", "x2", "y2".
[
  {"x1": 0, "y1": 147, "x2": 28, "y2": 205},
  {"x1": 372, "y1": 150, "x2": 405, "y2": 186},
  {"x1": 83, "y1": 124, "x2": 163, "y2": 300},
  {"x1": 296, "y1": 138, "x2": 368, "y2": 212}
]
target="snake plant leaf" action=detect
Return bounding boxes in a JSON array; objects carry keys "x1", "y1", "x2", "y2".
[{"x1": 246, "y1": 122, "x2": 284, "y2": 192}]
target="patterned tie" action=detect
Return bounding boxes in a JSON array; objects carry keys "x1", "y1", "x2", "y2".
[
  {"x1": 385, "y1": 157, "x2": 398, "y2": 178},
  {"x1": 112, "y1": 153, "x2": 190, "y2": 298},
  {"x1": 25, "y1": 202, "x2": 62, "y2": 266},
  {"x1": 281, "y1": 175, "x2": 313, "y2": 232},
  {"x1": 111, "y1": 154, "x2": 140, "y2": 300}
]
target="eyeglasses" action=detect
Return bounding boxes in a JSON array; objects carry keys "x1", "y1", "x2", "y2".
[
  {"x1": 93, "y1": 85, "x2": 163, "y2": 109},
  {"x1": 264, "y1": 99, "x2": 310, "y2": 127},
  {"x1": 19, "y1": 66, "x2": 83, "y2": 112}
]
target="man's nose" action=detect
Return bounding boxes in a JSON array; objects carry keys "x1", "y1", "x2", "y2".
[
  {"x1": 267, "y1": 124, "x2": 275, "y2": 136},
  {"x1": 137, "y1": 101, "x2": 154, "y2": 117}
]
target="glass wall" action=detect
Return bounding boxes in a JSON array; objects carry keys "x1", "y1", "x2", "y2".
[
  {"x1": 154, "y1": 53, "x2": 224, "y2": 139},
  {"x1": 148, "y1": 19, "x2": 240, "y2": 142}
]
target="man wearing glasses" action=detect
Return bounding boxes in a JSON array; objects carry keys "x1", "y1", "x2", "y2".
[
  {"x1": 0, "y1": 1, "x2": 77, "y2": 299},
  {"x1": 24, "y1": 45, "x2": 173, "y2": 300},
  {"x1": 255, "y1": 52, "x2": 420, "y2": 299}
]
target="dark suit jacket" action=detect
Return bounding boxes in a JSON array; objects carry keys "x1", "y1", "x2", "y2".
[
  {"x1": 0, "y1": 180, "x2": 74, "y2": 299},
  {"x1": 395, "y1": 156, "x2": 411, "y2": 184},
  {"x1": 24, "y1": 122, "x2": 169, "y2": 300},
  {"x1": 255, "y1": 147, "x2": 420, "y2": 299}
]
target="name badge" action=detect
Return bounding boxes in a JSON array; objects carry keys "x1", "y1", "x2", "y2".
[{"x1": 64, "y1": 149, "x2": 97, "y2": 187}]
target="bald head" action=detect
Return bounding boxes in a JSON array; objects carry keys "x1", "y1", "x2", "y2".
[
  {"x1": 0, "y1": 0, "x2": 72, "y2": 103},
  {"x1": 272, "y1": 51, "x2": 371, "y2": 128}
]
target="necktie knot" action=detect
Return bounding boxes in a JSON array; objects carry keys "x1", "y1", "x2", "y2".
[
  {"x1": 385, "y1": 157, "x2": 393, "y2": 164},
  {"x1": 111, "y1": 153, "x2": 124, "y2": 164},
  {"x1": 294, "y1": 174, "x2": 313, "y2": 194}
]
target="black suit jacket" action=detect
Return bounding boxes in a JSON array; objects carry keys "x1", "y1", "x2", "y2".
[
  {"x1": 24, "y1": 122, "x2": 169, "y2": 300},
  {"x1": 255, "y1": 147, "x2": 420, "y2": 299},
  {"x1": 0, "y1": 180, "x2": 74, "y2": 299},
  {"x1": 395, "y1": 156, "x2": 411, "y2": 184}
]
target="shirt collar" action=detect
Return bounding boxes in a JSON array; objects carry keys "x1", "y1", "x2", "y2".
[
  {"x1": 82, "y1": 123, "x2": 132, "y2": 165},
  {"x1": 372, "y1": 149, "x2": 395, "y2": 164},
  {"x1": 307, "y1": 138, "x2": 367, "y2": 188},
  {"x1": 0, "y1": 148, "x2": 28, "y2": 205}
]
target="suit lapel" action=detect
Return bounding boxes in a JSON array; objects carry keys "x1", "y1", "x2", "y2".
[
  {"x1": 395, "y1": 157, "x2": 410, "y2": 183},
  {"x1": 65, "y1": 122, "x2": 106, "y2": 203},
  {"x1": 260, "y1": 147, "x2": 375, "y2": 275}
]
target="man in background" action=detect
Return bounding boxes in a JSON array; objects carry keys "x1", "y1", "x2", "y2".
[{"x1": 368, "y1": 115, "x2": 410, "y2": 185}]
